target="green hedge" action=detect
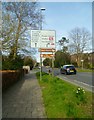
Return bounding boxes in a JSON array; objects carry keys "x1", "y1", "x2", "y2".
[{"x1": 2, "y1": 55, "x2": 24, "y2": 70}]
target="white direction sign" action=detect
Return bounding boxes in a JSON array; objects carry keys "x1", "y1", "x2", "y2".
[{"x1": 31, "y1": 30, "x2": 56, "y2": 48}]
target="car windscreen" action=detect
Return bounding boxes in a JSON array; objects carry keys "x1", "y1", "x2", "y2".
[{"x1": 66, "y1": 66, "x2": 75, "y2": 69}]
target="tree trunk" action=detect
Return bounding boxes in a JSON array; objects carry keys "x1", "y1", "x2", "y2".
[{"x1": 13, "y1": 19, "x2": 21, "y2": 59}]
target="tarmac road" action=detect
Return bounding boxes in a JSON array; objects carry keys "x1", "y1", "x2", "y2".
[{"x1": 42, "y1": 67, "x2": 94, "y2": 92}]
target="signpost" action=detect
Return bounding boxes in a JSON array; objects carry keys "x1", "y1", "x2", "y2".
[
  {"x1": 40, "y1": 54, "x2": 54, "y2": 58},
  {"x1": 81, "y1": 59, "x2": 84, "y2": 69},
  {"x1": 31, "y1": 30, "x2": 56, "y2": 80},
  {"x1": 39, "y1": 48, "x2": 56, "y2": 52},
  {"x1": 31, "y1": 30, "x2": 56, "y2": 48}
]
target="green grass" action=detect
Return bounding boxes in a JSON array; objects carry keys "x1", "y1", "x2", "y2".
[
  {"x1": 36, "y1": 72, "x2": 93, "y2": 118},
  {"x1": 76, "y1": 68, "x2": 92, "y2": 72}
]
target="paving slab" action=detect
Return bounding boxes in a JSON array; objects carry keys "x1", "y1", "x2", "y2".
[{"x1": 2, "y1": 70, "x2": 46, "y2": 118}]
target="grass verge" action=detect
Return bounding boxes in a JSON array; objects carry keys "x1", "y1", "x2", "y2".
[
  {"x1": 36, "y1": 72, "x2": 93, "y2": 118},
  {"x1": 76, "y1": 68, "x2": 92, "y2": 72}
]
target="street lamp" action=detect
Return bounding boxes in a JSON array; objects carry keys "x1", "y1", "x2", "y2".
[
  {"x1": 40, "y1": 8, "x2": 46, "y2": 30},
  {"x1": 40, "y1": 7, "x2": 46, "y2": 80},
  {"x1": 40, "y1": 8, "x2": 46, "y2": 11}
]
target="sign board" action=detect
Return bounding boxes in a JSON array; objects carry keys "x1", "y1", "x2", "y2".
[
  {"x1": 39, "y1": 48, "x2": 56, "y2": 52},
  {"x1": 81, "y1": 60, "x2": 84, "y2": 62},
  {"x1": 40, "y1": 54, "x2": 54, "y2": 58},
  {"x1": 31, "y1": 30, "x2": 56, "y2": 48}
]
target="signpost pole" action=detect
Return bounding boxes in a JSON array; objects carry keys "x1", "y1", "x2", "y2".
[
  {"x1": 40, "y1": 52, "x2": 42, "y2": 81},
  {"x1": 52, "y1": 51, "x2": 54, "y2": 76},
  {"x1": 41, "y1": 52, "x2": 42, "y2": 73},
  {"x1": 82, "y1": 61, "x2": 83, "y2": 69},
  {"x1": 31, "y1": 30, "x2": 56, "y2": 79},
  {"x1": 81, "y1": 60, "x2": 84, "y2": 69}
]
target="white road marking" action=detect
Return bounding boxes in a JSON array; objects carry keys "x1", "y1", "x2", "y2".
[
  {"x1": 58, "y1": 75, "x2": 94, "y2": 92},
  {"x1": 74, "y1": 80, "x2": 93, "y2": 87}
]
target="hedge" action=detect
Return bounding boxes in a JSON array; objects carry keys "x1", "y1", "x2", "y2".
[{"x1": 1, "y1": 69, "x2": 25, "y2": 92}]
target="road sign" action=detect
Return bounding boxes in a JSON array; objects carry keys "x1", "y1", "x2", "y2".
[
  {"x1": 39, "y1": 48, "x2": 56, "y2": 52},
  {"x1": 40, "y1": 54, "x2": 54, "y2": 58},
  {"x1": 31, "y1": 30, "x2": 56, "y2": 48}
]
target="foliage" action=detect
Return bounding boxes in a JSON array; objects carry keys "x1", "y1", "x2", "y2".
[
  {"x1": 71, "y1": 52, "x2": 93, "y2": 69},
  {"x1": 75, "y1": 87, "x2": 86, "y2": 103},
  {"x1": 76, "y1": 68, "x2": 92, "y2": 72},
  {"x1": 58, "y1": 37, "x2": 69, "y2": 52},
  {"x1": 2, "y1": 55, "x2": 24, "y2": 70},
  {"x1": 69, "y1": 27, "x2": 91, "y2": 54},
  {"x1": 88, "y1": 64, "x2": 94, "y2": 69},
  {"x1": 23, "y1": 56, "x2": 35, "y2": 69},
  {"x1": 43, "y1": 58, "x2": 52, "y2": 66},
  {"x1": 54, "y1": 50, "x2": 71, "y2": 68},
  {"x1": 2, "y1": 2, "x2": 42, "y2": 58},
  {"x1": 71, "y1": 61, "x2": 78, "y2": 67},
  {"x1": 36, "y1": 72, "x2": 92, "y2": 118},
  {"x1": 68, "y1": 27, "x2": 91, "y2": 67},
  {"x1": 35, "y1": 62, "x2": 40, "y2": 67}
]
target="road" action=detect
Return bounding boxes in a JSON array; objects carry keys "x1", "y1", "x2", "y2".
[{"x1": 42, "y1": 67, "x2": 94, "y2": 92}]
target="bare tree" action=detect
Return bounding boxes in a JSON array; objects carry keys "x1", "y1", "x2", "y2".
[
  {"x1": 68, "y1": 27, "x2": 91, "y2": 66},
  {"x1": 2, "y1": 2, "x2": 42, "y2": 58}
]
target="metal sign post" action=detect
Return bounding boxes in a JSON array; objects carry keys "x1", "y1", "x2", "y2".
[
  {"x1": 31, "y1": 30, "x2": 56, "y2": 80},
  {"x1": 52, "y1": 50, "x2": 54, "y2": 77},
  {"x1": 39, "y1": 48, "x2": 56, "y2": 52},
  {"x1": 40, "y1": 52, "x2": 42, "y2": 81},
  {"x1": 81, "y1": 59, "x2": 84, "y2": 69},
  {"x1": 31, "y1": 30, "x2": 56, "y2": 48},
  {"x1": 40, "y1": 54, "x2": 42, "y2": 81}
]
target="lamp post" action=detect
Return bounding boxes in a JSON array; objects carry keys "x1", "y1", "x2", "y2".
[
  {"x1": 40, "y1": 8, "x2": 46, "y2": 30},
  {"x1": 40, "y1": 8, "x2": 46, "y2": 80}
]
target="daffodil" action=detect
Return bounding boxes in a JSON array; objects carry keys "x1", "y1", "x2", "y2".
[{"x1": 78, "y1": 87, "x2": 80, "y2": 90}]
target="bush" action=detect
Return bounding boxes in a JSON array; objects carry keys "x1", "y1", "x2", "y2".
[
  {"x1": 24, "y1": 56, "x2": 34, "y2": 70},
  {"x1": 71, "y1": 62, "x2": 78, "y2": 67},
  {"x1": 2, "y1": 55, "x2": 24, "y2": 70},
  {"x1": 88, "y1": 64, "x2": 94, "y2": 69}
]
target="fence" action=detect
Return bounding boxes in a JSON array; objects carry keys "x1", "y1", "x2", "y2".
[{"x1": 1, "y1": 69, "x2": 25, "y2": 92}]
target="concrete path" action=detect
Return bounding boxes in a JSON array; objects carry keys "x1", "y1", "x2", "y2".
[{"x1": 2, "y1": 70, "x2": 46, "y2": 118}]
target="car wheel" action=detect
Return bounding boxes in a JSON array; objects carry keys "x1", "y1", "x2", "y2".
[{"x1": 65, "y1": 71, "x2": 67, "y2": 75}]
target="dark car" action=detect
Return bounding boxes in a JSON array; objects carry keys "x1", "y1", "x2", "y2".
[{"x1": 60, "y1": 65, "x2": 77, "y2": 75}]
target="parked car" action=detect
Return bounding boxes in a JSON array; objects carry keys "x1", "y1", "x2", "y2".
[{"x1": 60, "y1": 65, "x2": 77, "y2": 75}]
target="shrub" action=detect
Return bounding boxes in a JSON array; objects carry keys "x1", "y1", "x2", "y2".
[
  {"x1": 2, "y1": 55, "x2": 24, "y2": 70},
  {"x1": 24, "y1": 56, "x2": 34, "y2": 70},
  {"x1": 71, "y1": 61, "x2": 78, "y2": 67}
]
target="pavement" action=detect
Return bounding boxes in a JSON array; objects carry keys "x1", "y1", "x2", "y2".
[{"x1": 2, "y1": 70, "x2": 47, "y2": 118}]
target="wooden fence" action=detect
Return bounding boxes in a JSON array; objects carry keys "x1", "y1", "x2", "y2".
[{"x1": 1, "y1": 69, "x2": 26, "y2": 92}]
